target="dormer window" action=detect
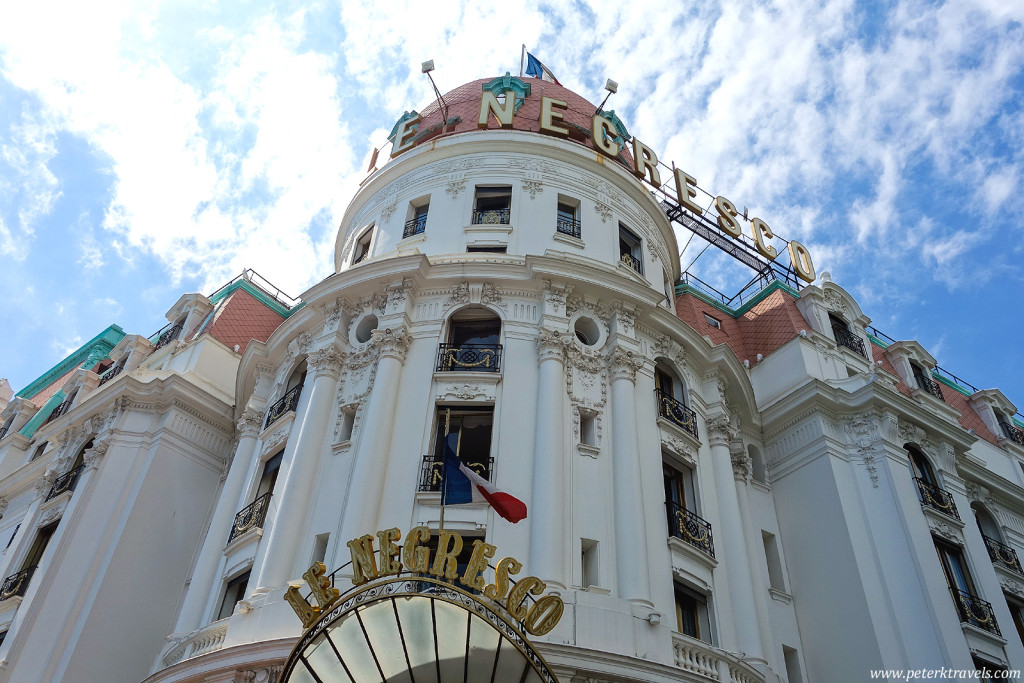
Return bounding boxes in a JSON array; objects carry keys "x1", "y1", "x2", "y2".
[
  {"x1": 912, "y1": 362, "x2": 944, "y2": 401},
  {"x1": 619, "y1": 224, "x2": 642, "y2": 274},
  {"x1": 828, "y1": 313, "x2": 865, "y2": 358},
  {"x1": 997, "y1": 412, "x2": 1024, "y2": 447},
  {"x1": 472, "y1": 186, "x2": 512, "y2": 225},
  {"x1": 153, "y1": 318, "x2": 185, "y2": 350}
]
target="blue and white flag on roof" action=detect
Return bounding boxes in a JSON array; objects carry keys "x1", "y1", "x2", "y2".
[{"x1": 525, "y1": 52, "x2": 561, "y2": 85}]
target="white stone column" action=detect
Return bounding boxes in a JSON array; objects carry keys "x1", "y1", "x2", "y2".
[
  {"x1": 254, "y1": 345, "x2": 344, "y2": 590},
  {"x1": 338, "y1": 328, "x2": 411, "y2": 545},
  {"x1": 528, "y1": 328, "x2": 569, "y2": 589},
  {"x1": 174, "y1": 408, "x2": 263, "y2": 632},
  {"x1": 608, "y1": 347, "x2": 652, "y2": 605},
  {"x1": 707, "y1": 414, "x2": 763, "y2": 660}
]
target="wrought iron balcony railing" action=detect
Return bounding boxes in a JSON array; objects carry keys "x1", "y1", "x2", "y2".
[
  {"x1": 436, "y1": 344, "x2": 502, "y2": 373},
  {"x1": 950, "y1": 587, "x2": 1001, "y2": 636},
  {"x1": 656, "y1": 389, "x2": 699, "y2": 440},
  {"x1": 43, "y1": 398, "x2": 74, "y2": 426},
  {"x1": 228, "y1": 492, "x2": 272, "y2": 543},
  {"x1": 666, "y1": 501, "x2": 715, "y2": 558},
  {"x1": 831, "y1": 323, "x2": 866, "y2": 358},
  {"x1": 403, "y1": 215, "x2": 427, "y2": 238},
  {"x1": 915, "y1": 374, "x2": 945, "y2": 401},
  {"x1": 97, "y1": 363, "x2": 123, "y2": 387},
  {"x1": 417, "y1": 453, "x2": 494, "y2": 493},
  {"x1": 556, "y1": 216, "x2": 581, "y2": 239},
  {"x1": 264, "y1": 384, "x2": 302, "y2": 429},
  {"x1": 983, "y1": 535, "x2": 1023, "y2": 575},
  {"x1": 152, "y1": 321, "x2": 184, "y2": 350},
  {"x1": 914, "y1": 477, "x2": 960, "y2": 520},
  {"x1": 46, "y1": 464, "x2": 85, "y2": 501},
  {"x1": 620, "y1": 251, "x2": 642, "y2": 273},
  {"x1": 471, "y1": 208, "x2": 510, "y2": 225},
  {"x1": 999, "y1": 421, "x2": 1024, "y2": 447},
  {"x1": 0, "y1": 566, "x2": 36, "y2": 601},
  {"x1": 0, "y1": 426, "x2": 7, "y2": 441}
]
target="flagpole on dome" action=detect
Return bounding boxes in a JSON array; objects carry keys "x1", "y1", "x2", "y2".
[
  {"x1": 519, "y1": 44, "x2": 526, "y2": 77},
  {"x1": 439, "y1": 408, "x2": 450, "y2": 534}
]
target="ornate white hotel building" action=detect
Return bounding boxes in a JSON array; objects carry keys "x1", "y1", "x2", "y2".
[{"x1": 0, "y1": 75, "x2": 1023, "y2": 683}]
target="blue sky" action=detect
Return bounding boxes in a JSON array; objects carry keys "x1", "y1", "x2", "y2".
[{"x1": 1, "y1": 1, "x2": 1022, "y2": 411}]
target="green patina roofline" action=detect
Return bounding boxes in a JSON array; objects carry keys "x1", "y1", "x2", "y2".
[
  {"x1": 674, "y1": 279, "x2": 799, "y2": 319},
  {"x1": 18, "y1": 325, "x2": 125, "y2": 399},
  {"x1": 209, "y1": 279, "x2": 302, "y2": 318},
  {"x1": 19, "y1": 390, "x2": 64, "y2": 438}
]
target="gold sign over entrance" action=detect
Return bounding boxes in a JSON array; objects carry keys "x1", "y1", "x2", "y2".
[
  {"x1": 390, "y1": 88, "x2": 816, "y2": 283},
  {"x1": 284, "y1": 527, "x2": 565, "y2": 637}
]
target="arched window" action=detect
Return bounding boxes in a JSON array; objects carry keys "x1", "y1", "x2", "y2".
[
  {"x1": 828, "y1": 312, "x2": 866, "y2": 358},
  {"x1": 655, "y1": 362, "x2": 697, "y2": 438},
  {"x1": 749, "y1": 444, "x2": 767, "y2": 483},
  {"x1": 907, "y1": 445, "x2": 938, "y2": 487},
  {"x1": 264, "y1": 358, "x2": 307, "y2": 429},
  {"x1": 973, "y1": 503, "x2": 1002, "y2": 543},
  {"x1": 438, "y1": 307, "x2": 502, "y2": 373}
]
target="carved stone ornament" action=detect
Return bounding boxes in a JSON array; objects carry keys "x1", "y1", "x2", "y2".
[
  {"x1": 522, "y1": 179, "x2": 543, "y2": 199},
  {"x1": 233, "y1": 665, "x2": 283, "y2": 683},
  {"x1": 1000, "y1": 576, "x2": 1024, "y2": 599},
  {"x1": 0, "y1": 497, "x2": 8, "y2": 517},
  {"x1": 537, "y1": 327, "x2": 571, "y2": 364},
  {"x1": 41, "y1": 500, "x2": 67, "y2": 525},
  {"x1": 380, "y1": 202, "x2": 397, "y2": 222},
  {"x1": 607, "y1": 346, "x2": 644, "y2": 383},
  {"x1": 385, "y1": 279, "x2": 414, "y2": 313},
  {"x1": 844, "y1": 413, "x2": 882, "y2": 488},
  {"x1": 436, "y1": 384, "x2": 490, "y2": 401},
  {"x1": 83, "y1": 440, "x2": 109, "y2": 470},
  {"x1": 480, "y1": 283, "x2": 505, "y2": 311},
  {"x1": 595, "y1": 201, "x2": 612, "y2": 223},
  {"x1": 706, "y1": 414, "x2": 735, "y2": 447},
  {"x1": 541, "y1": 280, "x2": 569, "y2": 313},
  {"x1": 929, "y1": 517, "x2": 963, "y2": 544},
  {"x1": 731, "y1": 449, "x2": 753, "y2": 482},
  {"x1": 610, "y1": 301, "x2": 637, "y2": 335},
  {"x1": 445, "y1": 282, "x2": 471, "y2": 311},
  {"x1": 307, "y1": 345, "x2": 345, "y2": 380},
  {"x1": 824, "y1": 288, "x2": 849, "y2": 316},
  {"x1": 372, "y1": 327, "x2": 412, "y2": 363},
  {"x1": 446, "y1": 178, "x2": 466, "y2": 199},
  {"x1": 965, "y1": 481, "x2": 992, "y2": 505},
  {"x1": 34, "y1": 470, "x2": 56, "y2": 497}
]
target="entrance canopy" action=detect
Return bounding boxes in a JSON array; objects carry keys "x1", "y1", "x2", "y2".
[{"x1": 281, "y1": 577, "x2": 558, "y2": 683}]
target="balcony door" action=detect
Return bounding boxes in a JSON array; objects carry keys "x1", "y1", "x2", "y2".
[{"x1": 433, "y1": 407, "x2": 493, "y2": 481}]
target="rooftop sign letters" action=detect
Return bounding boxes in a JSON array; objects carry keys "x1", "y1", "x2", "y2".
[{"x1": 389, "y1": 78, "x2": 816, "y2": 283}]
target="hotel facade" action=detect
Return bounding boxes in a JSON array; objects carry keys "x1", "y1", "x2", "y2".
[{"x1": 0, "y1": 75, "x2": 1022, "y2": 682}]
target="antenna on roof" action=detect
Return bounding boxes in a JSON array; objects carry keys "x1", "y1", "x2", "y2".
[
  {"x1": 596, "y1": 79, "x2": 618, "y2": 115},
  {"x1": 422, "y1": 60, "x2": 450, "y2": 136}
]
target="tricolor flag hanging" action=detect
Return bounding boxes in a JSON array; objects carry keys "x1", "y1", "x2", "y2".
[
  {"x1": 525, "y1": 51, "x2": 561, "y2": 85},
  {"x1": 441, "y1": 433, "x2": 528, "y2": 523}
]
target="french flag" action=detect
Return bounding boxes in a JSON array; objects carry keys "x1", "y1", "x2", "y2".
[
  {"x1": 442, "y1": 433, "x2": 527, "y2": 523},
  {"x1": 525, "y1": 52, "x2": 561, "y2": 85}
]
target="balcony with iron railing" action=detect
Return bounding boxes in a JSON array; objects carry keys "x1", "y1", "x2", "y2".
[
  {"x1": 620, "y1": 251, "x2": 642, "y2": 273},
  {"x1": 227, "y1": 492, "x2": 272, "y2": 544},
  {"x1": 831, "y1": 323, "x2": 866, "y2": 358},
  {"x1": 999, "y1": 421, "x2": 1024, "y2": 448},
  {"x1": 0, "y1": 566, "x2": 36, "y2": 601},
  {"x1": 656, "y1": 389, "x2": 699, "y2": 440},
  {"x1": 264, "y1": 384, "x2": 302, "y2": 430},
  {"x1": 949, "y1": 587, "x2": 1001, "y2": 636},
  {"x1": 417, "y1": 453, "x2": 494, "y2": 493},
  {"x1": 152, "y1": 321, "x2": 184, "y2": 351},
  {"x1": 46, "y1": 464, "x2": 85, "y2": 501},
  {"x1": 436, "y1": 344, "x2": 502, "y2": 373},
  {"x1": 556, "y1": 216, "x2": 581, "y2": 239},
  {"x1": 983, "y1": 535, "x2": 1023, "y2": 575},
  {"x1": 403, "y1": 214, "x2": 427, "y2": 238},
  {"x1": 42, "y1": 398, "x2": 74, "y2": 426},
  {"x1": 666, "y1": 501, "x2": 715, "y2": 558},
  {"x1": 471, "y1": 208, "x2": 510, "y2": 225},
  {"x1": 914, "y1": 477, "x2": 960, "y2": 520},
  {"x1": 915, "y1": 374, "x2": 945, "y2": 401},
  {"x1": 97, "y1": 363, "x2": 123, "y2": 387}
]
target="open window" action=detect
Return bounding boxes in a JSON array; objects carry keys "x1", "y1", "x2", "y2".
[
  {"x1": 216, "y1": 569, "x2": 251, "y2": 621},
  {"x1": 472, "y1": 186, "x2": 512, "y2": 225},
  {"x1": 619, "y1": 223, "x2": 642, "y2": 273},
  {"x1": 437, "y1": 308, "x2": 502, "y2": 373},
  {"x1": 352, "y1": 225, "x2": 374, "y2": 265},
  {"x1": 420, "y1": 407, "x2": 494, "y2": 492},
  {"x1": 674, "y1": 582, "x2": 712, "y2": 643}
]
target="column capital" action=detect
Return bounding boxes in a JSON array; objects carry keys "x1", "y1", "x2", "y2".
[
  {"x1": 607, "y1": 346, "x2": 644, "y2": 383},
  {"x1": 371, "y1": 327, "x2": 411, "y2": 363},
  {"x1": 308, "y1": 344, "x2": 346, "y2": 380},
  {"x1": 537, "y1": 328, "x2": 570, "y2": 365},
  {"x1": 35, "y1": 470, "x2": 56, "y2": 499},
  {"x1": 706, "y1": 413, "x2": 735, "y2": 447},
  {"x1": 237, "y1": 407, "x2": 264, "y2": 438}
]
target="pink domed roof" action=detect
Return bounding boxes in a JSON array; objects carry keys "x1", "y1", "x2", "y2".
[{"x1": 406, "y1": 76, "x2": 635, "y2": 166}]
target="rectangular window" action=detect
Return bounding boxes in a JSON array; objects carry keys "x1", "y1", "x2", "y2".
[
  {"x1": 619, "y1": 223, "x2": 642, "y2": 273},
  {"x1": 762, "y1": 531, "x2": 786, "y2": 591},
  {"x1": 29, "y1": 441, "x2": 48, "y2": 461},
  {"x1": 22, "y1": 522, "x2": 58, "y2": 571},
  {"x1": 783, "y1": 645, "x2": 804, "y2": 683},
  {"x1": 581, "y1": 538, "x2": 598, "y2": 589},
  {"x1": 466, "y1": 245, "x2": 507, "y2": 253},
  {"x1": 935, "y1": 539, "x2": 977, "y2": 596},
  {"x1": 674, "y1": 584, "x2": 711, "y2": 642},
  {"x1": 255, "y1": 451, "x2": 283, "y2": 500},
  {"x1": 1007, "y1": 596, "x2": 1024, "y2": 648},
  {"x1": 704, "y1": 313, "x2": 721, "y2": 330},
  {"x1": 338, "y1": 407, "x2": 356, "y2": 442},
  {"x1": 352, "y1": 225, "x2": 374, "y2": 264},
  {"x1": 580, "y1": 411, "x2": 597, "y2": 446},
  {"x1": 311, "y1": 533, "x2": 329, "y2": 566},
  {"x1": 473, "y1": 186, "x2": 512, "y2": 224},
  {"x1": 556, "y1": 196, "x2": 581, "y2": 238},
  {"x1": 405, "y1": 200, "x2": 429, "y2": 238},
  {"x1": 421, "y1": 407, "x2": 494, "y2": 491},
  {"x1": 216, "y1": 570, "x2": 251, "y2": 621},
  {"x1": 664, "y1": 462, "x2": 696, "y2": 511}
]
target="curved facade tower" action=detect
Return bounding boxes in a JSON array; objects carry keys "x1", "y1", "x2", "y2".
[{"x1": 2, "y1": 74, "x2": 1024, "y2": 682}]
